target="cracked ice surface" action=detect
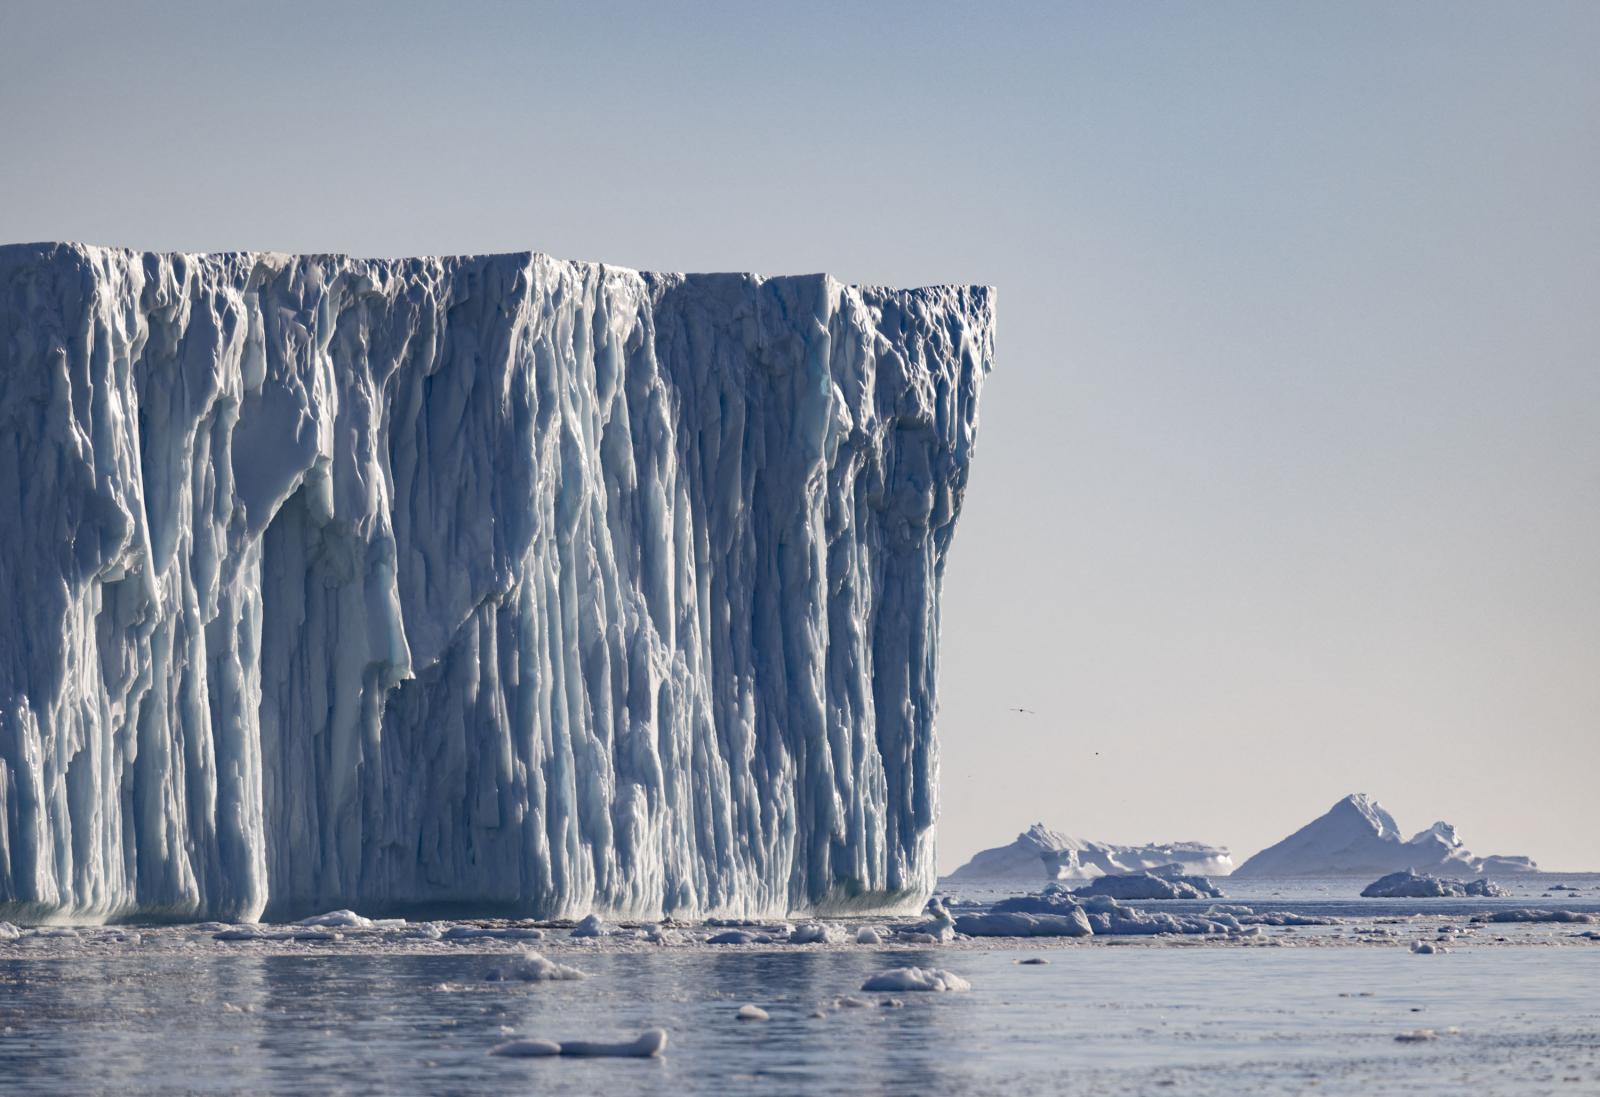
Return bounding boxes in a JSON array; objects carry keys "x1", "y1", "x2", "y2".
[{"x1": 0, "y1": 243, "x2": 992, "y2": 924}]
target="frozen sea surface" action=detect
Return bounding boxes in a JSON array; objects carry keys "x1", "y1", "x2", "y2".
[{"x1": 1, "y1": 887, "x2": 1597, "y2": 1096}]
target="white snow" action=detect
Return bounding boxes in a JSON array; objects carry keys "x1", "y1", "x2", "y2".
[
  {"x1": 855, "y1": 927, "x2": 884, "y2": 945},
  {"x1": 0, "y1": 243, "x2": 993, "y2": 924},
  {"x1": 861, "y1": 967, "x2": 971, "y2": 992}
]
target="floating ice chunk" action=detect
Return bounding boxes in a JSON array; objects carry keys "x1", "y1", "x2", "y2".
[
  {"x1": 484, "y1": 950, "x2": 587, "y2": 982},
  {"x1": 489, "y1": 1038, "x2": 562, "y2": 1057},
  {"x1": 956, "y1": 911, "x2": 1093, "y2": 938},
  {"x1": 289, "y1": 928, "x2": 340, "y2": 943},
  {"x1": 554, "y1": 1029, "x2": 669, "y2": 1058},
  {"x1": 1410, "y1": 940, "x2": 1447, "y2": 955},
  {"x1": 1362, "y1": 871, "x2": 1505, "y2": 898},
  {"x1": 0, "y1": 923, "x2": 20, "y2": 940},
  {"x1": 1073, "y1": 873, "x2": 1223, "y2": 901},
  {"x1": 400, "y1": 924, "x2": 444, "y2": 941},
  {"x1": 860, "y1": 967, "x2": 970, "y2": 993},
  {"x1": 296, "y1": 910, "x2": 374, "y2": 928},
  {"x1": 707, "y1": 930, "x2": 758, "y2": 945},
  {"x1": 837, "y1": 995, "x2": 875, "y2": 1008},
  {"x1": 213, "y1": 927, "x2": 263, "y2": 942},
  {"x1": 570, "y1": 915, "x2": 608, "y2": 939},
  {"x1": 736, "y1": 1005, "x2": 769, "y2": 1021},
  {"x1": 788, "y1": 923, "x2": 840, "y2": 945},
  {"x1": 855, "y1": 927, "x2": 883, "y2": 945},
  {"x1": 445, "y1": 925, "x2": 545, "y2": 941},
  {"x1": 1395, "y1": 1029, "x2": 1439, "y2": 1042},
  {"x1": 1473, "y1": 909, "x2": 1597, "y2": 925}
]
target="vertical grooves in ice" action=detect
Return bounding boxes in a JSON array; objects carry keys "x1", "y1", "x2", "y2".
[{"x1": 0, "y1": 243, "x2": 992, "y2": 922}]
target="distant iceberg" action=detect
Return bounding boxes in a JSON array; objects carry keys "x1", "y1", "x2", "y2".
[
  {"x1": 944, "y1": 823, "x2": 1233, "y2": 885},
  {"x1": 1233, "y1": 795, "x2": 1538, "y2": 878}
]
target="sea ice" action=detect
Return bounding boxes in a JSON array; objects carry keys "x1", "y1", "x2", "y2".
[
  {"x1": 735, "y1": 1005, "x2": 769, "y2": 1021},
  {"x1": 955, "y1": 911, "x2": 1093, "y2": 938},
  {"x1": 569, "y1": 915, "x2": 608, "y2": 938},
  {"x1": 860, "y1": 967, "x2": 971, "y2": 993},
  {"x1": 488, "y1": 1029, "x2": 668, "y2": 1058},
  {"x1": 1072, "y1": 872, "x2": 1223, "y2": 901},
  {"x1": 483, "y1": 950, "x2": 587, "y2": 982},
  {"x1": 1361, "y1": 871, "x2": 1505, "y2": 898}
]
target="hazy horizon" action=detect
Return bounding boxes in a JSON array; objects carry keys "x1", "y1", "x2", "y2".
[{"x1": 2, "y1": 1, "x2": 1594, "y2": 872}]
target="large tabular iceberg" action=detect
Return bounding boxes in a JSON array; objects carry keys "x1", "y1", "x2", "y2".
[{"x1": 0, "y1": 243, "x2": 992, "y2": 923}]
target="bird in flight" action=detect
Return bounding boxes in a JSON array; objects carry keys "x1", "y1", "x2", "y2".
[{"x1": 1008, "y1": 707, "x2": 1036, "y2": 715}]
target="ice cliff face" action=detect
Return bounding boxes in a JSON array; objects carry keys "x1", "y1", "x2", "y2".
[{"x1": 0, "y1": 243, "x2": 992, "y2": 923}]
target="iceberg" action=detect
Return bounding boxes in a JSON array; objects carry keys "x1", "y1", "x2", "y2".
[
  {"x1": 1360, "y1": 871, "x2": 1506, "y2": 899},
  {"x1": 1233, "y1": 795, "x2": 1538, "y2": 878},
  {"x1": 944, "y1": 823, "x2": 1232, "y2": 884},
  {"x1": 0, "y1": 243, "x2": 992, "y2": 923}
]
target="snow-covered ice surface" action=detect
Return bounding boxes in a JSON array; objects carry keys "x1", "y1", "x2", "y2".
[
  {"x1": 0, "y1": 875, "x2": 1596, "y2": 1095},
  {"x1": 0, "y1": 243, "x2": 992, "y2": 924}
]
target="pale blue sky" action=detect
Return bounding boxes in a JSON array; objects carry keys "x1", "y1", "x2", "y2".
[{"x1": 2, "y1": 1, "x2": 1595, "y2": 870}]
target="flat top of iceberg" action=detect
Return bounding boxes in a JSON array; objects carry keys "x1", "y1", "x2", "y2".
[{"x1": 0, "y1": 240, "x2": 993, "y2": 297}]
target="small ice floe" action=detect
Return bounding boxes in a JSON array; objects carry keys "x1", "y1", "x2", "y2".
[
  {"x1": 788, "y1": 923, "x2": 841, "y2": 945},
  {"x1": 861, "y1": 967, "x2": 971, "y2": 993},
  {"x1": 1361, "y1": 871, "x2": 1504, "y2": 899},
  {"x1": 956, "y1": 911, "x2": 1092, "y2": 938},
  {"x1": 707, "y1": 930, "x2": 758, "y2": 945},
  {"x1": 296, "y1": 910, "x2": 374, "y2": 929},
  {"x1": 444, "y1": 925, "x2": 545, "y2": 942},
  {"x1": 1072, "y1": 872, "x2": 1224, "y2": 901},
  {"x1": 569, "y1": 914, "x2": 608, "y2": 938},
  {"x1": 490, "y1": 1029, "x2": 667, "y2": 1058},
  {"x1": 399, "y1": 923, "x2": 445, "y2": 941},
  {"x1": 836, "y1": 995, "x2": 875, "y2": 1009},
  {"x1": 484, "y1": 949, "x2": 588, "y2": 982},
  {"x1": 1410, "y1": 940, "x2": 1448, "y2": 955},
  {"x1": 1395, "y1": 1029, "x2": 1438, "y2": 1043},
  {"x1": 1473, "y1": 909, "x2": 1597, "y2": 925},
  {"x1": 289, "y1": 928, "x2": 341, "y2": 943},
  {"x1": 1017, "y1": 957, "x2": 1050, "y2": 965},
  {"x1": 0, "y1": 922, "x2": 20, "y2": 941},
  {"x1": 212, "y1": 926, "x2": 262, "y2": 942},
  {"x1": 855, "y1": 927, "x2": 883, "y2": 945},
  {"x1": 880, "y1": 998, "x2": 904, "y2": 1008},
  {"x1": 28, "y1": 927, "x2": 79, "y2": 939},
  {"x1": 735, "y1": 1004, "x2": 769, "y2": 1021}
]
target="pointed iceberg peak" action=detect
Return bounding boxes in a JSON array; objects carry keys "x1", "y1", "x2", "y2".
[
  {"x1": 1235, "y1": 795, "x2": 1537, "y2": 877},
  {"x1": 1330, "y1": 793, "x2": 1401, "y2": 840},
  {"x1": 1409, "y1": 821, "x2": 1463, "y2": 849}
]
